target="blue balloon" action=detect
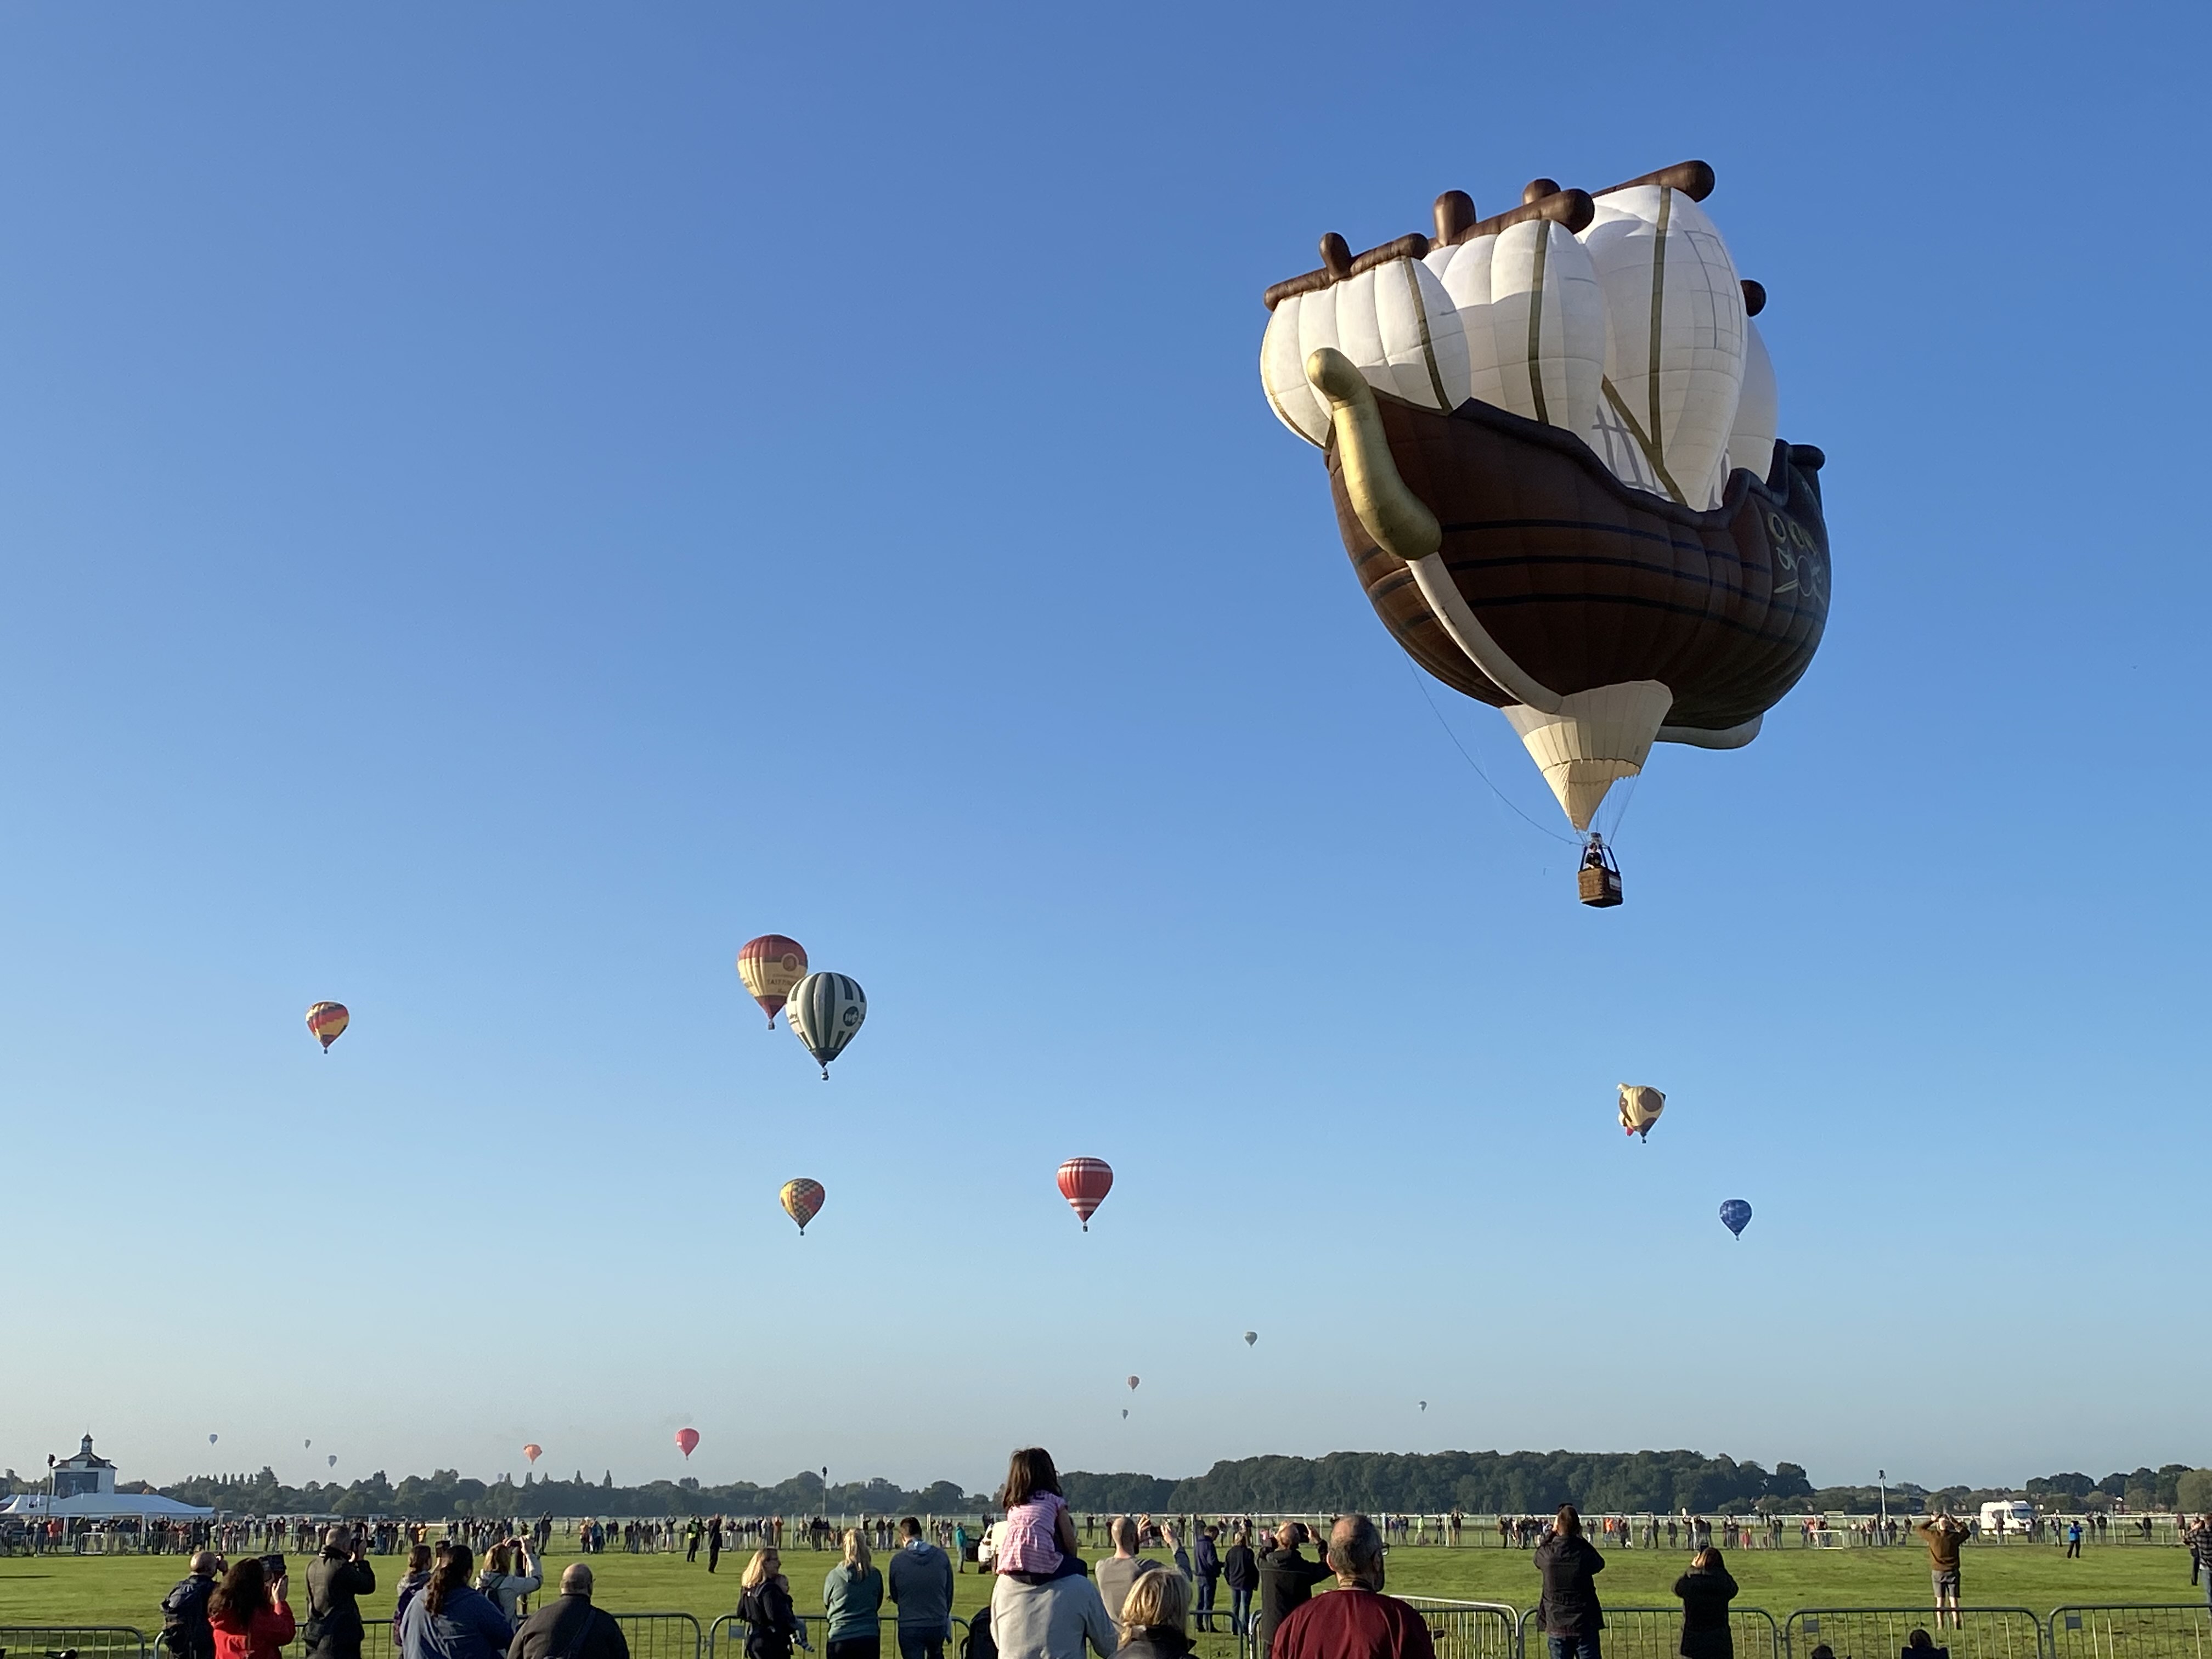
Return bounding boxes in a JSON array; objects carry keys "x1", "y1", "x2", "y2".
[{"x1": 1719, "y1": 1199, "x2": 1753, "y2": 1238}]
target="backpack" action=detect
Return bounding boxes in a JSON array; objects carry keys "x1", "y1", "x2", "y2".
[{"x1": 161, "y1": 1577, "x2": 213, "y2": 1656}]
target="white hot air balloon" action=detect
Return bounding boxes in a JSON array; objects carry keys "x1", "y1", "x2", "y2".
[
  {"x1": 787, "y1": 972, "x2": 866, "y2": 1079},
  {"x1": 1435, "y1": 218, "x2": 1605, "y2": 442}
]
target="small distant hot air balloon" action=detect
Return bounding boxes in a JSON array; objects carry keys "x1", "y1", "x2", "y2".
[
  {"x1": 787, "y1": 972, "x2": 866, "y2": 1078},
  {"x1": 208, "y1": 1434, "x2": 218, "y2": 1445},
  {"x1": 675, "y1": 1427, "x2": 701, "y2": 1459},
  {"x1": 1719, "y1": 1199, "x2": 1753, "y2": 1239},
  {"x1": 304, "y1": 1440, "x2": 312, "y2": 1449},
  {"x1": 524, "y1": 1444, "x2": 543, "y2": 1465},
  {"x1": 1618, "y1": 1085, "x2": 1665, "y2": 1141},
  {"x1": 1126, "y1": 1375, "x2": 1139, "y2": 1391},
  {"x1": 1243, "y1": 1331, "x2": 1257, "y2": 1347},
  {"x1": 306, "y1": 1002, "x2": 349, "y2": 1052},
  {"x1": 780, "y1": 1178, "x2": 826, "y2": 1235},
  {"x1": 1057, "y1": 1158, "x2": 1113, "y2": 1230},
  {"x1": 1121, "y1": 1409, "x2": 1128, "y2": 1420},
  {"x1": 327, "y1": 1454, "x2": 337, "y2": 1469},
  {"x1": 737, "y1": 935, "x2": 809, "y2": 1028}
]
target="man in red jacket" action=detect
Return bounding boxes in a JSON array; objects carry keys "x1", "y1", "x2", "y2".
[{"x1": 1272, "y1": 1515, "x2": 1435, "y2": 1659}]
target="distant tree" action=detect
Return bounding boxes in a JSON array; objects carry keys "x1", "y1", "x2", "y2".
[{"x1": 2174, "y1": 1470, "x2": 2212, "y2": 1514}]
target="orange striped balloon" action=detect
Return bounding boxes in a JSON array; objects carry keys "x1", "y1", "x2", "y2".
[
  {"x1": 780, "y1": 1178, "x2": 826, "y2": 1234},
  {"x1": 306, "y1": 1002, "x2": 350, "y2": 1052},
  {"x1": 736, "y1": 935, "x2": 809, "y2": 1027}
]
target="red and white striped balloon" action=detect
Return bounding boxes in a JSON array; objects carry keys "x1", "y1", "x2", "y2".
[{"x1": 1056, "y1": 1158, "x2": 1114, "y2": 1231}]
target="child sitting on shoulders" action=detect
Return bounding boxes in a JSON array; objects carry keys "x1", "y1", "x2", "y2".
[{"x1": 994, "y1": 1447, "x2": 1084, "y2": 1583}]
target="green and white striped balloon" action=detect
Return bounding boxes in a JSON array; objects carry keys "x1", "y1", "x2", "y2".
[{"x1": 787, "y1": 971, "x2": 866, "y2": 1079}]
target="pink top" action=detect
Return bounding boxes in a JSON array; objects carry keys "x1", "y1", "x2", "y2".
[{"x1": 995, "y1": 1494, "x2": 1067, "y2": 1574}]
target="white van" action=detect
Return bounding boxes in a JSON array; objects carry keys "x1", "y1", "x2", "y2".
[{"x1": 1980, "y1": 1500, "x2": 2036, "y2": 1536}]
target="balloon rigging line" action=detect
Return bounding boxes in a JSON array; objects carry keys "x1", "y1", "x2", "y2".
[{"x1": 1407, "y1": 662, "x2": 1579, "y2": 846}]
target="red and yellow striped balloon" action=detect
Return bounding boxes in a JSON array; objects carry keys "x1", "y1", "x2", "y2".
[
  {"x1": 737, "y1": 935, "x2": 809, "y2": 1027},
  {"x1": 306, "y1": 1002, "x2": 350, "y2": 1052}
]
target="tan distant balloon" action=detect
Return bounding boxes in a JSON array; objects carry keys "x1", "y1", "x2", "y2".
[{"x1": 1617, "y1": 1084, "x2": 1666, "y2": 1141}]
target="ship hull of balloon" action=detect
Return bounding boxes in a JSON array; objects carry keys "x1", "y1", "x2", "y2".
[{"x1": 1327, "y1": 392, "x2": 1831, "y2": 734}]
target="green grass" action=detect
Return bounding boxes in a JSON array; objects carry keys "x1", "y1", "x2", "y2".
[{"x1": 1, "y1": 1538, "x2": 2201, "y2": 1634}]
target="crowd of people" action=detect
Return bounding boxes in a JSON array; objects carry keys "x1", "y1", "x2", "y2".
[{"x1": 135, "y1": 1468, "x2": 2212, "y2": 1659}]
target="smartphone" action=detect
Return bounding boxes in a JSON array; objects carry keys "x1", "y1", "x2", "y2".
[{"x1": 261, "y1": 1554, "x2": 287, "y2": 1581}]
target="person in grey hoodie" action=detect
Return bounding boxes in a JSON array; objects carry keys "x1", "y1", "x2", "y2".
[{"x1": 885, "y1": 1519, "x2": 955, "y2": 1659}]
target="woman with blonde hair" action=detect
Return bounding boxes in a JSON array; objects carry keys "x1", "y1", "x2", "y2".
[
  {"x1": 737, "y1": 1550, "x2": 798, "y2": 1659},
  {"x1": 477, "y1": 1538, "x2": 542, "y2": 1626},
  {"x1": 1672, "y1": 1546, "x2": 1737, "y2": 1659},
  {"x1": 1117, "y1": 1570, "x2": 1193, "y2": 1659},
  {"x1": 823, "y1": 1531, "x2": 884, "y2": 1659}
]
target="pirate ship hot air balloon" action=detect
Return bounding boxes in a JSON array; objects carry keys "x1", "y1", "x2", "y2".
[{"x1": 1260, "y1": 161, "x2": 1831, "y2": 905}]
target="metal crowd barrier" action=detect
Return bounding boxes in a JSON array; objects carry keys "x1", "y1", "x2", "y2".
[
  {"x1": 1785, "y1": 1607, "x2": 2044, "y2": 1659},
  {"x1": 708, "y1": 1613, "x2": 979, "y2": 1659},
  {"x1": 2047, "y1": 1605, "x2": 2212, "y2": 1659},
  {"x1": 1399, "y1": 1597, "x2": 1517, "y2": 1659},
  {"x1": 0, "y1": 1628, "x2": 154, "y2": 1659},
  {"x1": 1516, "y1": 1605, "x2": 1781, "y2": 1659}
]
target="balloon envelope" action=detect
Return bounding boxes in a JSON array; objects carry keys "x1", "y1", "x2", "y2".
[
  {"x1": 208, "y1": 1434, "x2": 217, "y2": 1444},
  {"x1": 1617, "y1": 1084, "x2": 1665, "y2": 1140},
  {"x1": 675, "y1": 1428, "x2": 701, "y2": 1459},
  {"x1": 524, "y1": 1444, "x2": 543, "y2": 1464},
  {"x1": 327, "y1": 1455, "x2": 336, "y2": 1468},
  {"x1": 1057, "y1": 1158, "x2": 1114, "y2": 1230},
  {"x1": 786, "y1": 972, "x2": 866, "y2": 1077},
  {"x1": 736, "y1": 935, "x2": 809, "y2": 1028},
  {"x1": 1243, "y1": 1331, "x2": 1257, "y2": 1346},
  {"x1": 306, "y1": 1002, "x2": 349, "y2": 1051},
  {"x1": 1719, "y1": 1198, "x2": 1753, "y2": 1238},
  {"x1": 780, "y1": 1178, "x2": 826, "y2": 1234},
  {"x1": 1121, "y1": 1409, "x2": 1128, "y2": 1420},
  {"x1": 1126, "y1": 1375, "x2": 1139, "y2": 1390}
]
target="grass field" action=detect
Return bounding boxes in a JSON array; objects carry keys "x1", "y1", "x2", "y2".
[{"x1": 2, "y1": 1538, "x2": 2203, "y2": 1634}]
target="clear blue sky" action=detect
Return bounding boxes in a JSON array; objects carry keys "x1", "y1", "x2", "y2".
[{"x1": 2, "y1": 2, "x2": 2205, "y2": 1498}]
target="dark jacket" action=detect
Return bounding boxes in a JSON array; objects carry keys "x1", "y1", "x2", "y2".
[
  {"x1": 1222, "y1": 1544, "x2": 1257, "y2": 1593},
  {"x1": 308, "y1": 1551, "x2": 377, "y2": 1659},
  {"x1": 507, "y1": 1595, "x2": 630, "y2": 1659},
  {"x1": 1534, "y1": 1533, "x2": 1606, "y2": 1637},
  {"x1": 737, "y1": 1578, "x2": 799, "y2": 1659},
  {"x1": 1118, "y1": 1628, "x2": 1194, "y2": 1659},
  {"x1": 1256, "y1": 1546, "x2": 1333, "y2": 1656},
  {"x1": 162, "y1": 1573, "x2": 219, "y2": 1659},
  {"x1": 1672, "y1": 1566, "x2": 1737, "y2": 1659},
  {"x1": 887, "y1": 1541, "x2": 956, "y2": 1634},
  {"x1": 1193, "y1": 1537, "x2": 1222, "y2": 1585}
]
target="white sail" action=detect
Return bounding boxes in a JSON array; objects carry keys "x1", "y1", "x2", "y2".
[
  {"x1": 1435, "y1": 223, "x2": 1605, "y2": 442},
  {"x1": 1723, "y1": 315, "x2": 1779, "y2": 487},
  {"x1": 1330, "y1": 260, "x2": 1469, "y2": 411},
  {"x1": 1260, "y1": 291, "x2": 1330, "y2": 447},
  {"x1": 1579, "y1": 185, "x2": 1746, "y2": 509}
]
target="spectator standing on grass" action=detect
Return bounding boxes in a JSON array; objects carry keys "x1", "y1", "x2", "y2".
[
  {"x1": 1672, "y1": 1548, "x2": 1737, "y2": 1659},
  {"x1": 1915, "y1": 1515, "x2": 1967, "y2": 1631},
  {"x1": 888, "y1": 1516, "x2": 956, "y2": 1659},
  {"x1": 479, "y1": 1539, "x2": 542, "y2": 1626},
  {"x1": 1222, "y1": 1527, "x2": 1258, "y2": 1638},
  {"x1": 1272, "y1": 1514, "x2": 1434, "y2": 1659},
  {"x1": 403, "y1": 1546, "x2": 515, "y2": 1659},
  {"x1": 1534, "y1": 1505, "x2": 1606, "y2": 1659},
  {"x1": 825, "y1": 1530, "x2": 887, "y2": 1659},
  {"x1": 1192, "y1": 1526, "x2": 1222, "y2": 1633},
  {"x1": 161, "y1": 1549, "x2": 224, "y2": 1659},
  {"x1": 710, "y1": 1519, "x2": 726, "y2": 1575},
  {"x1": 737, "y1": 1549, "x2": 800, "y2": 1659},
  {"x1": 2190, "y1": 1518, "x2": 2212, "y2": 1605},
  {"x1": 210, "y1": 1557, "x2": 296, "y2": 1659},
  {"x1": 1256, "y1": 1521, "x2": 1334, "y2": 1659},
  {"x1": 1116, "y1": 1569, "x2": 1196, "y2": 1659},
  {"x1": 2065, "y1": 1521, "x2": 2083, "y2": 1560},
  {"x1": 508, "y1": 1564, "x2": 630, "y2": 1659},
  {"x1": 1098, "y1": 1519, "x2": 1168, "y2": 1640},
  {"x1": 394, "y1": 1548, "x2": 435, "y2": 1647},
  {"x1": 309, "y1": 1525, "x2": 379, "y2": 1659},
  {"x1": 990, "y1": 1550, "x2": 1120, "y2": 1659}
]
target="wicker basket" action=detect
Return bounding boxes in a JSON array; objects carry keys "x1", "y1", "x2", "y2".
[{"x1": 1578, "y1": 864, "x2": 1623, "y2": 908}]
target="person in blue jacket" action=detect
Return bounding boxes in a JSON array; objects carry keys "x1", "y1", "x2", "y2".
[{"x1": 400, "y1": 1547, "x2": 513, "y2": 1659}]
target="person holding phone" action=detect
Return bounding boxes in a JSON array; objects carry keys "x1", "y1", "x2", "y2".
[
  {"x1": 209, "y1": 1557, "x2": 296, "y2": 1659},
  {"x1": 308, "y1": 1525, "x2": 377, "y2": 1659}
]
